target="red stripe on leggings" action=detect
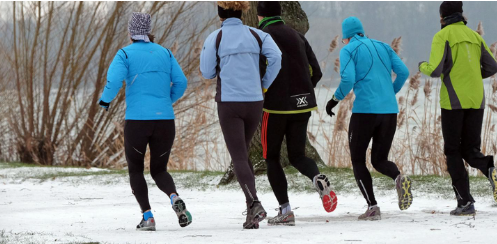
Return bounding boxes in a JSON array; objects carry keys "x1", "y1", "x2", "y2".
[
  {"x1": 261, "y1": 112, "x2": 265, "y2": 158},
  {"x1": 262, "y1": 112, "x2": 269, "y2": 159},
  {"x1": 262, "y1": 112, "x2": 265, "y2": 159}
]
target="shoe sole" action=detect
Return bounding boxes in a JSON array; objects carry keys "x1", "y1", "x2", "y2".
[
  {"x1": 173, "y1": 199, "x2": 192, "y2": 228},
  {"x1": 315, "y1": 176, "x2": 338, "y2": 213},
  {"x1": 322, "y1": 190, "x2": 338, "y2": 213},
  {"x1": 491, "y1": 168, "x2": 497, "y2": 203},
  {"x1": 450, "y1": 212, "x2": 476, "y2": 217},
  {"x1": 268, "y1": 220, "x2": 295, "y2": 226},
  {"x1": 358, "y1": 215, "x2": 381, "y2": 221},
  {"x1": 136, "y1": 226, "x2": 156, "y2": 231},
  {"x1": 398, "y1": 176, "x2": 413, "y2": 210}
]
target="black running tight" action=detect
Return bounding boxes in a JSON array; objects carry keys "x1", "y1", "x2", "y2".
[
  {"x1": 217, "y1": 101, "x2": 263, "y2": 204},
  {"x1": 441, "y1": 109, "x2": 494, "y2": 206},
  {"x1": 349, "y1": 113, "x2": 400, "y2": 206},
  {"x1": 124, "y1": 120, "x2": 178, "y2": 212},
  {"x1": 262, "y1": 112, "x2": 320, "y2": 205}
]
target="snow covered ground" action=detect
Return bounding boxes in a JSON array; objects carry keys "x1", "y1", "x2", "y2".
[{"x1": 1, "y1": 164, "x2": 497, "y2": 244}]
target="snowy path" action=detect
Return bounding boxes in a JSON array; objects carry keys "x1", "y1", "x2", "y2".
[{"x1": 1, "y1": 167, "x2": 497, "y2": 243}]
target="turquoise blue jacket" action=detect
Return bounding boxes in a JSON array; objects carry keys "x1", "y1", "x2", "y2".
[
  {"x1": 100, "y1": 41, "x2": 187, "y2": 120},
  {"x1": 334, "y1": 35, "x2": 409, "y2": 114}
]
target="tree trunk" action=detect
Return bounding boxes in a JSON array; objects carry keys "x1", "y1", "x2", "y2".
[{"x1": 219, "y1": 1, "x2": 324, "y2": 185}]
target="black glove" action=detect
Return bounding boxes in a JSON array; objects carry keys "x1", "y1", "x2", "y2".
[
  {"x1": 326, "y1": 98, "x2": 339, "y2": 117},
  {"x1": 418, "y1": 61, "x2": 427, "y2": 71},
  {"x1": 99, "y1": 100, "x2": 110, "y2": 111}
]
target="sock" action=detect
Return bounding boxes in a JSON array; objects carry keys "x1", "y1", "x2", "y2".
[
  {"x1": 312, "y1": 174, "x2": 319, "y2": 186},
  {"x1": 170, "y1": 193, "x2": 178, "y2": 205},
  {"x1": 368, "y1": 205, "x2": 377, "y2": 210},
  {"x1": 395, "y1": 174, "x2": 401, "y2": 183},
  {"x1": 280, "y1": 202, "x2": 291, "y2": 215},
  {"x1": 143, "y1": 210, "x2": 153, "y2": 220}
]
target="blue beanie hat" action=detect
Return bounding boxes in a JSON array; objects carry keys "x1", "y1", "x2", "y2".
[{"x1": 342, "y1": 17, "x2": 364, "y2": 39}]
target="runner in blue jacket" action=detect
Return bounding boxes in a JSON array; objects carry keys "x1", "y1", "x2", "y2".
[
  {"x1": 99, "y1": 12, "x2": 190, "y2": 231},
  {"x1": 200, "y1": 1, "x2": 281, "y2": 229},
  {"x1": 326, "y1": 16, "x2": 412, "y2": 221}
]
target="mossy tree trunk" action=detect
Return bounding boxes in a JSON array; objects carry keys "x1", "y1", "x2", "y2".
[{"x1": 218, "y1": 1, "x2": 325, "y2": 185}]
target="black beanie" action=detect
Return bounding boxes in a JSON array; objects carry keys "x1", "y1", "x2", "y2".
[
  {"x1": 257, "y1": 1, "x2": 282, "y2": 17},
  {"x1": 440, "y1": 1, "x2": 463, "y2": 18},
  {"x1": 218, "y1": 5, "x2": 242, "y2": 19}
]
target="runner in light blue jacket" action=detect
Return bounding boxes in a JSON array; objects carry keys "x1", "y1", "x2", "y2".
[
  {"x1": 200, "y1": 17, "x2": 281, "y2": 102},
  {"x1": 200, "y1": 1, "x2": 281, "y2": 230}
]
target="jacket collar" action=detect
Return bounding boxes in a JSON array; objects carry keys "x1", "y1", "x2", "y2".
[
  {"x1": 349, "y1": 34, "x2": 367, "y2": 44},
  {"x1": 450, "y1": 21, "x2": 466, "y2": 26},
  {"x1": 222, "y1": 18, "x2": 243, "y2": 27},
  {"x1": 258, "y1": 16, "x2": 285, "y2": 29},
  {"x1": 441, "y1": 12, "x2": 467, "y2": 29}
]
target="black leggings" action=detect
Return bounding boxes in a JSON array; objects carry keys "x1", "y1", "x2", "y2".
[
  {"x1": 441, "y1": 109, "x2": 494, "y2": 206},
  {"x1": 262, "y1": 112, "x2": 320, "y2": 205},
  {"x1": 349, "y1": 113, "x2": 400, "y2": 206},
  {"x1": 218, "y1": 101, "x2": 263, "y2": 203},
  {"x1": 124, "y1": 120, "x2": 178, "y2": 212}
]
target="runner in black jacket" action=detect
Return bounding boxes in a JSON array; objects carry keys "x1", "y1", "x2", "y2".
[{"x1": 257, "y1": 2, "x2": 337, "y2": 227}]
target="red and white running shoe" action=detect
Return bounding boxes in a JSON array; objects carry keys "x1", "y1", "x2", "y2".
[{"x1": 313, "y1": 174, "x2": 338, "y2": 213}]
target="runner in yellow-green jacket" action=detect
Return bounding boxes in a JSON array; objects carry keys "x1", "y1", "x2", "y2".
[{"x1": 419, "y1": 1, "x2": 497, "y2": 216}]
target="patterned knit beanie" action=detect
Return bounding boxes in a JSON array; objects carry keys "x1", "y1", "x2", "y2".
[{"x1": 128, "y1": 12, "x2": 151, "y2": 42}]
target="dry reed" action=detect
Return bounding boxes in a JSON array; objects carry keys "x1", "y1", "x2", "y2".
[
  {"x1": 334, "y1": 57, "x2": 340, "y2": 74},
  {"x1": 491, "y1": 42, "x2": 497, "y2": 57},
  {"x1": 391, "y1": 36, "x2": 402, "y2": 55},
  {"x1": 329, "y1": 35, "x2": 339, "y2": 53},
  {"x1": 476, "y1": 21, "x2": 484, "y2": 36}
]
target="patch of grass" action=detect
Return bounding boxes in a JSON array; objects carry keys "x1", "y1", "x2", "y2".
[
  {"x1": 169, "y1": 170, "x2": 224, "y2": 176},
  {"x1": 0, "y1": 163, "x2": 128, "y2": 184},
  {"x1": 0, "y1": 162, "x2": 225, "y2": 188},
  {"x1": 55, "y1": 169, "x2": 224, "y2": 179},
  {"x1": 32, "y1": 170, "x2": 128, "y2": 181},
  {"x1": 0, "y1": 162, "x2": 41, "y2": 168}
]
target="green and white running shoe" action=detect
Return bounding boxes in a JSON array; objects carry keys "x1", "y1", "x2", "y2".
[{"x1": 172, "y1": 196, "x2": 192, "y2": 228}]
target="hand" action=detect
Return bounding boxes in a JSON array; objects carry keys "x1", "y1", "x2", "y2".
[
  {"x1": 326, "y1": 98, "x2": 339, "y2": 117},
  {"x1": 99, "y1": 100, "x2": 110, "y2": 111},
  {"x1": 418, "y1": 61, "x2": 427, "y2": 71}
]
